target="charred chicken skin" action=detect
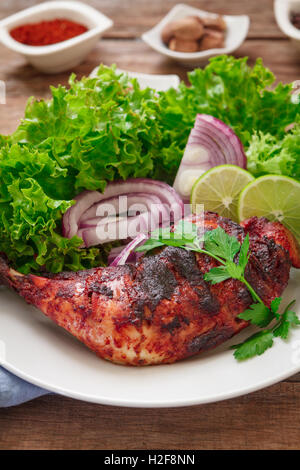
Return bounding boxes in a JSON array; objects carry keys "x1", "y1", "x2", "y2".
[{"x1": 0, "y1": 212, "x2": 299, "y2": 366}]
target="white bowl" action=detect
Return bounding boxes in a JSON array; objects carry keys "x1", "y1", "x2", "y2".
[
  {"x1": 90, "y1": 66, "x2": 180, "y2": 91},
  {"x1": 274, "y1": 0, "x2": 300, "y2": 49},
  {"x1": 0, "y1": 1, "x2": 113, "y2": 73},
  {"x1": 141, "y1": 3, "x2": 250, "y2": 67}
]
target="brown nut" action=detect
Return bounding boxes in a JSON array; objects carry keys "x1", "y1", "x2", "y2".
[
  {"x1": 168, "y1": 37, "x2": 199, "y2": 53},
  {"x1": 161, "y1": 16, "x2": 204, "y2": 44},
  {"x1": 199, "y1": 30, "x2": 225, "y2": 50},
  {"x1": 201, "y1": 15, "x2": 227, "y2": 31},
  {"x1": 161, "y1": 22, "x2": 177, "y2": 44}
]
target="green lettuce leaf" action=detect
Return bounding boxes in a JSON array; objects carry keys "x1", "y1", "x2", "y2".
[
  {"x1": 158, "y1": 55, "x2": 299, "y2": 173},
  {"x1": 0, "y1": 57, "x2": 299, "y2": 274},
  {"x1": 246, "y1": 119, "x2": 300, "y2": 179},
  {"x1": 0, "y1": 144, "x2": 110, "y2": 273},
  {"x1": 12, "y1": 65, "x2": 165, "y2": 194}
]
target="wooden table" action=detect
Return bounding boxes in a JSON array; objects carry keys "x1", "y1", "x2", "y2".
[{"x1": 0, "y1": 0, "x2": 300, "y2": 450}]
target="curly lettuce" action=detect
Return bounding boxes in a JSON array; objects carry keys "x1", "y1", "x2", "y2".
[
  {"x1": 12, "y1": 65, "x2": 164, "y2": 195},
  {"x1": 0, "y1": 144, "x2": 107, "y2": 273},
  {"x1": 158, "y1": 56, "x2": 299, "y2": 166},
  {"x1": 0, "y1": 56, "x2": 299, "y2": 274},
  {"x1": 0, "y1": 66, "x2": 166, "y2": 273},
  {"x1": 246, "y1": 120, "x2": 300, "y2": 179}
]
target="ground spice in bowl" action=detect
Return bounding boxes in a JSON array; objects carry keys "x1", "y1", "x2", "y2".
[
  {"x1": 10, "y1": 18, "x2": 88, "y2": 46},
  {"x1": 291, "y1": 11, "x2": 300, "y2": 30}
]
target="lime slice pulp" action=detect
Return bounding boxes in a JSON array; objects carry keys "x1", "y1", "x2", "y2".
[
  {"x1": 190, "y1": 164, "x2": 254, "y2": 222},
  {"x1": 238, "y1": 174, "x2": 300, "y2": 241}
]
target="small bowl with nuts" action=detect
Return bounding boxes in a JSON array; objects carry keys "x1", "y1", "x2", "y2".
[{"x1": 142, "y1": 4, "x2": 250, "y2": 66}]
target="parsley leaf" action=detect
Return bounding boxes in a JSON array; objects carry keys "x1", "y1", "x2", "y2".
[
  {"x1": 238, "y1": 303, "x2": 275, "y2": 328},
  {"x1": 238, "y1": 234, "x2": 250, "y2": 271},
  {"x1": 232, "y1": 330, "x2": 274, "y2": 361},
  {"x1": 173, "y1": 220, "x2": 199, "y2": 241},
  {"x1": 225, "y1": 261, "x2": 244, "y2": 279},
  {"x1": 135, "y1": 239, "x2": 165, "y2": 253},
  {"x1": 135, "y1": 226, "x2": 199, "y2": 253},
  {"x1": 202, "y1": 230, "x2": 247, "y2": 284},
  {"x1": 136, "y1": 221, "x2": 201, "y2": 254},
  {"x1": 273, "y1": 301, "x2": 300, "y2": 339},
  {"x1": 204, "y1": 261, "x2": 243, "y2": 285},
  {"x1": 235, "y1": 298, "x2": 300, "y2": 359},
  {"x1": 238, "y1": 296, "x2": 283, "y2": 328},
  {"x1": 204, "y1": 227, "x2": 240, "y2": 262},
  {"x1": 270, "y1": 297, "x2": 282, "y2": 315},
  {"x1": 203, "y1": 266, "x2": 232, "y2": 284}
]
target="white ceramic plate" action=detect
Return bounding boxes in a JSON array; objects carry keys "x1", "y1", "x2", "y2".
[
  {"x1": 90, "y1": 66, "x2": 180, "y2": 91},
  {"x1": 1, "y1": 268, "x2": 300, "y2": 407},
  {"x1": 274, "y1": 0, "x2": 300, "y2": 50},
  {"x1": 1, "y1": 72, "x2": 300, "y2": 408}
]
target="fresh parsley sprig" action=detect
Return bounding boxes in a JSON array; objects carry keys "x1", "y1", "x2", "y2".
[
  {"x1": 136, "y1": 222, "x2": 299, "y2": 361},
  {"x1": 137, "y1": 223, "x2": 261, "y2": 303},
  {"x1": 232, "y1": 299, "x2": 300, "y2": 360}
]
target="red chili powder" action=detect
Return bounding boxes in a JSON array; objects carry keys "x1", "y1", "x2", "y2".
[{"x1": 10, "y1": 18, "x2": 88, "y2": 46}]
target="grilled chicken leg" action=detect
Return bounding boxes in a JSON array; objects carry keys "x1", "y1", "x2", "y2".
[{"x1": 0, "y1": 212, "x2": 299, "y2": 366}]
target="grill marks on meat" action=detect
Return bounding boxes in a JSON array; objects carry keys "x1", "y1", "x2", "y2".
[
  {"x1": 241, "y1": 217, "x2": 300, "y2": 269},
  {"x1": 244, "y1": 237, "x2": 289, "y2": 304},
  {"x1": 161, "y1": 246, "x2": 221, "y2": 316},
  {"x1": 0, "y1": 212, "x2": 299, "y2": 366},
  {"x1": 187, "y1": 325, "x2": 236, "y2": 355},
  {"x1": 134, "y1": 255, "x2": 178, "y2": 313}
]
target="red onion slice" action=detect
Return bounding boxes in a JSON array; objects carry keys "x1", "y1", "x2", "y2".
[
  {"x1": 79, "y1": 216, "x2": 127, "y2": 229},
  {"x1": 173, "y1": 114, "x2": 247, "y2": 201},
  {"x1": 108, "y1": 244, "x2": 143, "y2": 265},
  {"x1": 62, "y1": 179, "x2": 184, "y2": 247},
  {"x1": 63, "y1": 191, "x2": 104, "y2": 238},
  {"x1": 110, "y1": 234, "x2": 148, "y2": 267},
  {"x1": 81, "y1": 212, "x2": 151, "y2": 248},
  {"x1": 107, "y1": 245, "x2": 125, "y2": 265},
  {"x1": 80, "y1": 193, "x2": 165, "y2": 223}
]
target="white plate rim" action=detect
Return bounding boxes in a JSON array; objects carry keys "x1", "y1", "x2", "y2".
[{"x1": 2, "y1": 355, "x2": 300, "y2": 408}]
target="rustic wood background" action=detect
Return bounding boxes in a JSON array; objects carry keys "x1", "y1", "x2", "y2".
[{"x1": 0, "y1": 0, "x2": 300, "y2": 450}]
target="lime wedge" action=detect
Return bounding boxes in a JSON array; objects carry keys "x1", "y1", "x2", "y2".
[
  {"x1": 238, "y1": 175, "x2": 300, "y2": 241},
  {"x1": 190, "y1": 165, "x2": 254, "y2": 222}
]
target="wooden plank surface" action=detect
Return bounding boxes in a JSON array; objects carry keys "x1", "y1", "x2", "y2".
[
  {"x1": 0, "y1": 0, "x2": 287, "y2": 39},
  {"x1": 1, "y1": 38, "x2": 300, "y2": 135},
  {"x1": 0, "y1": 0, "x2": 300, "y2": 451},
  {"x1": 1, "y1": 381, "x2": 300, "y2": 450}
]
